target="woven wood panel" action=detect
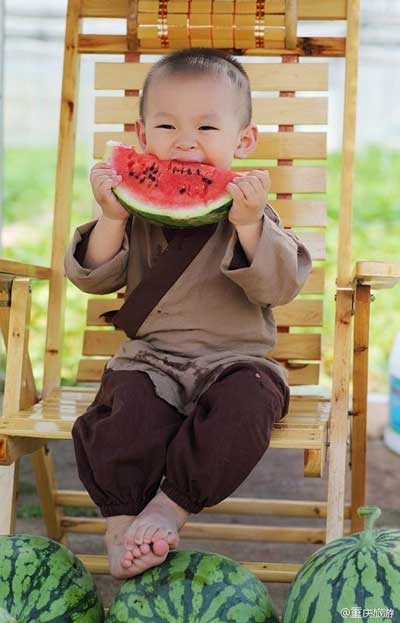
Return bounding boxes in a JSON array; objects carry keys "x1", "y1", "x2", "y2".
[{"x1": 80, "y1": 0, "x2": 346, "y2": 21}]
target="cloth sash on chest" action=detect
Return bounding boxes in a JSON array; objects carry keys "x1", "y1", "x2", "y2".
[{"x1": 99, "y1": 222, "x2": 218, "y2": 339}]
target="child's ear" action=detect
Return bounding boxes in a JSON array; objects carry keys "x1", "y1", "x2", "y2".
[
  {"x1": 234, "y1": 123, "x2": 258, "y2": 159},
  {"x1": 135, "y1": 120, "x2": 147, "y2": 151}
]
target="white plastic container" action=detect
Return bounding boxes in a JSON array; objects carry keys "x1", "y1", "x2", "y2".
[{"x1": 384, "y1": 332, "x2": 400, "y2": 454}]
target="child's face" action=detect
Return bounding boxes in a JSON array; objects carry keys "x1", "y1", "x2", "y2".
[{"x1": 135, "y1": 73, "x2": 257, "y2": 169}]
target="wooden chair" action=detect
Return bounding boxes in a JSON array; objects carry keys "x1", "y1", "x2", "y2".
[{"x1": 1, "y1": 0, "x2": 400, "y2": 594}]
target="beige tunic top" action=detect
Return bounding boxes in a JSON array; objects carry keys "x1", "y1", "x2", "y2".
[{"x1": 64, "y1": 204, "x2": 312, "y2": 416}]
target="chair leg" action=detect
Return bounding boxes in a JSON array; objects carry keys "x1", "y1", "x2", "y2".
[
  {"x1": 0, "y1": 461, "x2": 20, "y2": 535},
  {"x1": 351, "y1": 284, "x2": 370, "y2": 532},
  {"x1": 326, "y1": 289, "x2": 354, "y2": 542},
  {"x1": 30, "y1": 445, "x2": 68, "y2": 545}
]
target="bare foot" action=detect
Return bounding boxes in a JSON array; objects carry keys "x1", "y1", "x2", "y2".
[
  {"x1": 121, "y1": 491, "x2": 191, "y2": 576},
  {"x1": 104, "y1": 515, "x2": 166, "y2": 579}
]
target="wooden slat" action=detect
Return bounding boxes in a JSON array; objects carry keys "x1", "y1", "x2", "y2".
[
  {"x1": 304, "y1": 267, "x2": 325, "y2": 293},
  {"x1": 95, "y1": 61, "x2": 328, "y2": 91},
  {"x1": 271, "y1": 201, "x2": 326, "y2": 227},
  {"x1": 297, "y1": 231, "x2": 325, "y2": 260},
  {"x1": 80, "y1": 34, "x2": 345, "y2": 57},
  {"x1": 274, "y1": 300, "x2": 323, "y2": 326},
  {"x1": 86, "y1": 298, "x2": 323, "y2": 327},
  {"x1": 56, "y1": 491, "x2": 348, "y2": 518},
  {"x1": 81, "y1": 0, "x2": 346, "y2": 20},
  {"x1": 81, "y1": 329, "x2": 321, "y2": 359},
  {"x1": 353, "y1": 261, "x2": 400, "y2": 290},
  {"x1": 0, "y1": 259, "x2": 51, "y2": 280},
  {"x1": 64, "y1": 516, "x2": 330, "y2": 543},
  {"x1": 75, "y1": 357, "x2": 319, "y2": 384},
  {"x1": 78, "y1": 552, "x2": 302, "y2": 582}
]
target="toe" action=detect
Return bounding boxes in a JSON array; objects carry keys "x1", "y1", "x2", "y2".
[
  {"x1": 133, "y1": 545, "x2": 142, "y2": 557},
  {"x1": 152, "y1": 538, "x2": 170, "y2": 557},
  {"x1": 140, "y1": 543, "x2": 150, "y2": 554},
  {"x1": 151, "y1": 527, "x2": 168, "y2": 542},
  {"x1": 143, "y1": 525, "x2": 159, "y2": 544},
  {"x1": 123, "y1": 528, "x2": 136, "y2": 549},
  {"x1": 134, "y1": 522, "x2": 153, "y2": 545}
]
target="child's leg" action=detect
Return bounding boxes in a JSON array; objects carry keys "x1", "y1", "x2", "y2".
[
  {"x1": 157, "y1": 362, "x2": 289, "y2": 514},
  {"x1": 123, "y1": 362, "x2": 288, "y2": 576},
  {"x1": 71, "y1": 367, "x2": 184, "y2": 577}
]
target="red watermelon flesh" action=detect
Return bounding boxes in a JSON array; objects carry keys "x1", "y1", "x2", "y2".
[{"x1": 104, "y1": 141, "x2": 239, "y2": 228}]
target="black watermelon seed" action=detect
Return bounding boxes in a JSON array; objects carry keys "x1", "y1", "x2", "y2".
[
  {"x1": 207, "y1": 179, "x2": 212, "y2": 184},
  {"x1": 129, "y1": 172, "x2": 134, "y2": 176},
  {"x1": 179, "y1": 187, "x2": 186, "y2": 193}
]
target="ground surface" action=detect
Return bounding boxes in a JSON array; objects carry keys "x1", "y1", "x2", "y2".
[{"x1": 12, "y1": 414, "x2": 400, "y2": 618}]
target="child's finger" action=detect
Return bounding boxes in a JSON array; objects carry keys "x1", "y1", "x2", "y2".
[
  {"x1": 232, "y1": 179, "x2": 257, "y2": 201},
  {"x1": 251, "y1": 170, "x2": 270, "y2": 187},
  {"x1": 93, "y1": 173, "x2": 122, "y2": 186},
  {"x1": 91, "y1": 162, "x2": 113, "y2": 173},
  {"x1": 91, "y1": 168, "x2": 121, "y2": 180},
  {"x1": 226, "y1": 182, "x2": 245, "y2": 201}
]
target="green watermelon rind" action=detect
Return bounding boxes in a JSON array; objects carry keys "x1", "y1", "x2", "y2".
[
  {"x1": 104, "y1": 141, "x2": 234, "y2": 228},
  {"x1": 105, "y1": 549, "x2": 280, "y2": 623},
  {"x1": 0, "y1": 533, "x2": 104, "y2": 623},
  {"x1": 113, "y1": 188, "x2": 232, "y2": 228},
  {"x1": 282, "y1": 529, "x2": 400, "y2": 623}
]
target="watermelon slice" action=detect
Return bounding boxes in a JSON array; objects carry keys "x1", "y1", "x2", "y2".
[{"x1": 104, "y1": 141, "x2": 238, "y2": 228}]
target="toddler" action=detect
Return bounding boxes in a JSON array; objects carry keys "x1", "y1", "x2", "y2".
[{"x1": 64, "y1": 47, "x2": 312, "y2": 579}]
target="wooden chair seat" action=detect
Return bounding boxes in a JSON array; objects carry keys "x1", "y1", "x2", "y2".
[{"x1": 0, "y1": 385, "x2": 330, "y2": 452}]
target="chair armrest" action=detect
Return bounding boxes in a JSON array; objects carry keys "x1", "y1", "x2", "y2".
[
  {"x1": 352, "y1": 261, "x2": 400, "y2": 290},
  {"x1": 0, "y1": 258, "x2": 51, "y2": 280}
]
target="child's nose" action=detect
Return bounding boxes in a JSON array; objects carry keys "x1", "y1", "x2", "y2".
[{"x1": 175, "y1": 134, "x2": 197, "y2": 150}]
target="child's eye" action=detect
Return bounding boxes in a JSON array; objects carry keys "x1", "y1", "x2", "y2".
[
  {"x1": 199, "y1": 126, "x2": 218, "y2": 130},
  {"x1": 156, "y1": 124, "x2": 175, "y2": 129}
]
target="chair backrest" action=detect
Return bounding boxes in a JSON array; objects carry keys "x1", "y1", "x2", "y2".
[
  {"x1": 76, "y1": 56, "x2": 327, "y2": 387},
  {"x1": 42, "y1": 0, "x2": 359, "y2": 398}
]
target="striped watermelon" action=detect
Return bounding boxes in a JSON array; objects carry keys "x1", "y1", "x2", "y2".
[
  {"x1": 0, "y1": 534, "x2": 104, "y2": 622},
  {"x1": 283, "y1": 506, "x2": 400, "y2": 623},
  {"x1": 105, "y1": 549, "x2": 279, "y2": 622}
]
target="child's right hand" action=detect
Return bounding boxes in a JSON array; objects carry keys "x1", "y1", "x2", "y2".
[{"x1": 90, "y1": 162, "x2": 129, "y2": 221}]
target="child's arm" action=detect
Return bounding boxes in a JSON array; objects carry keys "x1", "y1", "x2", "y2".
[
  {"x1": 220, "y1": 202, "x2": 313, "y2": 308},
  {"x1": 64, "y1": 162, "x2": 131, "y2": 294},
  {"x1": 82, "y1": 215, "x2": 128, "y2": 269}
]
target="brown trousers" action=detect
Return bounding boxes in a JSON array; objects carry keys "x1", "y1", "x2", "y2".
[{"x1": 71, "y1": 362, "x2": 290, "y2": 517}]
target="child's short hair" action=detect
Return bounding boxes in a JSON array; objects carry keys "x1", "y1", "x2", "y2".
[{"x1": 139, "y1": 47, "x2": 252, "y2": 129}]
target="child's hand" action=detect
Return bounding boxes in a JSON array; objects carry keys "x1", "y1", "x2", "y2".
[
  {"x1": 90, "y1": 162, "x2": 129, "y2": 221},
  {"x1": 226, "y1": 170, "x2": 270, "y2": 227}
]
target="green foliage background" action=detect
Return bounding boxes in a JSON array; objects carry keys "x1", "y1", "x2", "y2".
[{"x1": 2, "y1": 144, "x2": 399, "y2": 393}]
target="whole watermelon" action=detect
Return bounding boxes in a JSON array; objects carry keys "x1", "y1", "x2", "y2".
[
  {"x1": 105, "y1": 549, "x2": 279, "y2": 622},
  {"x1": 0, "y1": 534, "x2": 104, "y2": 622},
  {"x1": 283, "y1": 506, "x2": 400, "y2": 623}
]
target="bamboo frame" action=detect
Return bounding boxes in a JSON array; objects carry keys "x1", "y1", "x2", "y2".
[{"x1": 2, "y1": 0, "x2": 400, "y2": 589}]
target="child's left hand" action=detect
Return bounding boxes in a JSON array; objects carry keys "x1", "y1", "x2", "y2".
[{"x1": 226, "y1": 170, "x2": 271, "y2": 227}]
